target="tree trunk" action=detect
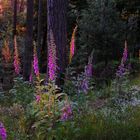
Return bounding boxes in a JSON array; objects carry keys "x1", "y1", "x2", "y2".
[
  {"x1": 47, "y1": 0, "x2": 68, "y2": 85},
  {"x1": 13, "y1": 0, "x2": 17, "y2": 37},
  {"x1": 37, "y1": 0, "x2": 42, "y2": 61},
  {"x1": 41, "y1": 23, "x2": 47, "y2": 73},
  {"x1": 19, "y1": 0, "x2": 24, "y2": 12},
  {"x1": 23, "y1": 0, "x2": 34, "y2": 81}
]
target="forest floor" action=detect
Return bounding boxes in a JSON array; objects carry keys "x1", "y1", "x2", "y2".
[{"x1": 0, "y1": 75, "x2": 140, "y2": 140}]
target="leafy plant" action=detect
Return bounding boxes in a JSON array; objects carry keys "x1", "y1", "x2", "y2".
[
  {"x1": 9, "y1": 77, "x2": 35, "y2": 107},
  {"x1": 25, "y1": 82, "x2": 71, "y2": 139},
  {"x1": 0, "y1": 104, "x2": 27, "y2": 140}
]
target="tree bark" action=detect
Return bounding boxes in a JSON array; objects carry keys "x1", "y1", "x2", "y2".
[
  {"x1": 47, "y1": 0, "x2": 68, "y2": 85},
  {"x1": 41, "y1": 23, "x2": 47, "y2": 73},
  {"x1": 13, "y1": 0, "x2": 17, "y2": 37},
  {"x1": 37, "y1": 0, "x2": 42, "y2": 60},
  {"x1": 23, "y1": 0, "x2": 34, "y2": 81},
  {"x1": 19, "y1": 0, "x2": 24, "y2": 13}
]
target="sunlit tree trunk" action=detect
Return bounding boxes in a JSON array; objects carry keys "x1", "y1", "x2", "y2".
[
  {"x1": 23, "y1": 0, "x2": 34, "y2": 80},
  {"x1": 13, "y1": 0, "x2": 17, "y2": 37},
  {"x1": 47, "y1": 0, "x2": 68, "y2": 85}
]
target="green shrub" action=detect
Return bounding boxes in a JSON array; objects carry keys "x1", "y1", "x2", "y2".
[
  {"x1": 9, "y1": 77, "x2": 35, "y2": 107},
  {"x1": 25, "y1": 82, "x2": 71, "y2": 139}
]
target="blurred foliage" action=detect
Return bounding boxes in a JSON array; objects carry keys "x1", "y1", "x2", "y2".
[
  {"x1": 68, "y1": 0, "x2": 140, "y2": 84},
  {"x1": 9, "y1": 77, "x2": 35, "y2": 107}
]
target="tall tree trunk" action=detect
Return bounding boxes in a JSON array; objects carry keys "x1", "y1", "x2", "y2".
[
  {"x1": 47, "y1": 0, "x2": 68, "y2": 85},
  {"x1": 13, "y1": 0, "x2": 17, "y2": 37},
  {"x1": 23, "y1": 0, "x2": 34, "y2": 81},
  {"x1": 41, "y1": 23, "x2": 47, "y2": 73},
  {"x1": 19, "y1": 0, "x2": 24, "y2": 12},
  {"x1": 37, "y1": 0, "x2": 42, "y2": 60}
]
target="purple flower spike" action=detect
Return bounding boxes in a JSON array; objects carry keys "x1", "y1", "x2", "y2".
[
  {"x1": 61, "y1": 104, "x2": 72, "y2": 121},
  {"x1": 85, "y1": 64, "x2": 93, "y2": 77},
  {"x1": 48, "y1": 30, "x2": 57, "y2": 81},
  {"x1": 0, "y1": 122, "x2": 7, "y2": 140},
  {"x1": 36, "y1": 95, "x2": 41, "y2": 103},
  {"x1": 116, "y1": 64, "x2": 126, "y2": 78},
  {"x1": 121, "y1": 40, "x2": 128, "y2": 65},
  {"x1": 116, "y1": 40, "x2": 128, "y2": 78},
  {"x1": 81, "y1": 61, "x2": 93, "y2": 93},
  {"x1": 33, "y1": 46, "x2": 39, "y2": 77}
]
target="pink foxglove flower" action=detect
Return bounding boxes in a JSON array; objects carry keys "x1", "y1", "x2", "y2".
[
  {"x1": 81, "y1": 52, "x2": 93, "y2": 93},
  {"x1": 36, "y1": 95, "x2": 41, "y2": 103},
  {"x1": 0, "y1": 122, "x2": 7, "y2": 140},
  {"x1": 61, "y1": 104, "x2": 72, "y2": 121},
  {"x1": 69, "y1": 25, "x2": 77, "y2": 63},
  {"x1": 33, "y1": 45, "x2": 40, "y2": 78},
  {"x1": 121, "y1": 40, "x2": 128, "y2": 65},
  {"x1": 85, "y1": 63, "x2": 93, "y2": 77},
  {"x1": 48, "y1": 30, "x2": 57, "y2": 81},
  {"x1": 116, "y1": 40, "x2": 128, "y2": 78}
]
